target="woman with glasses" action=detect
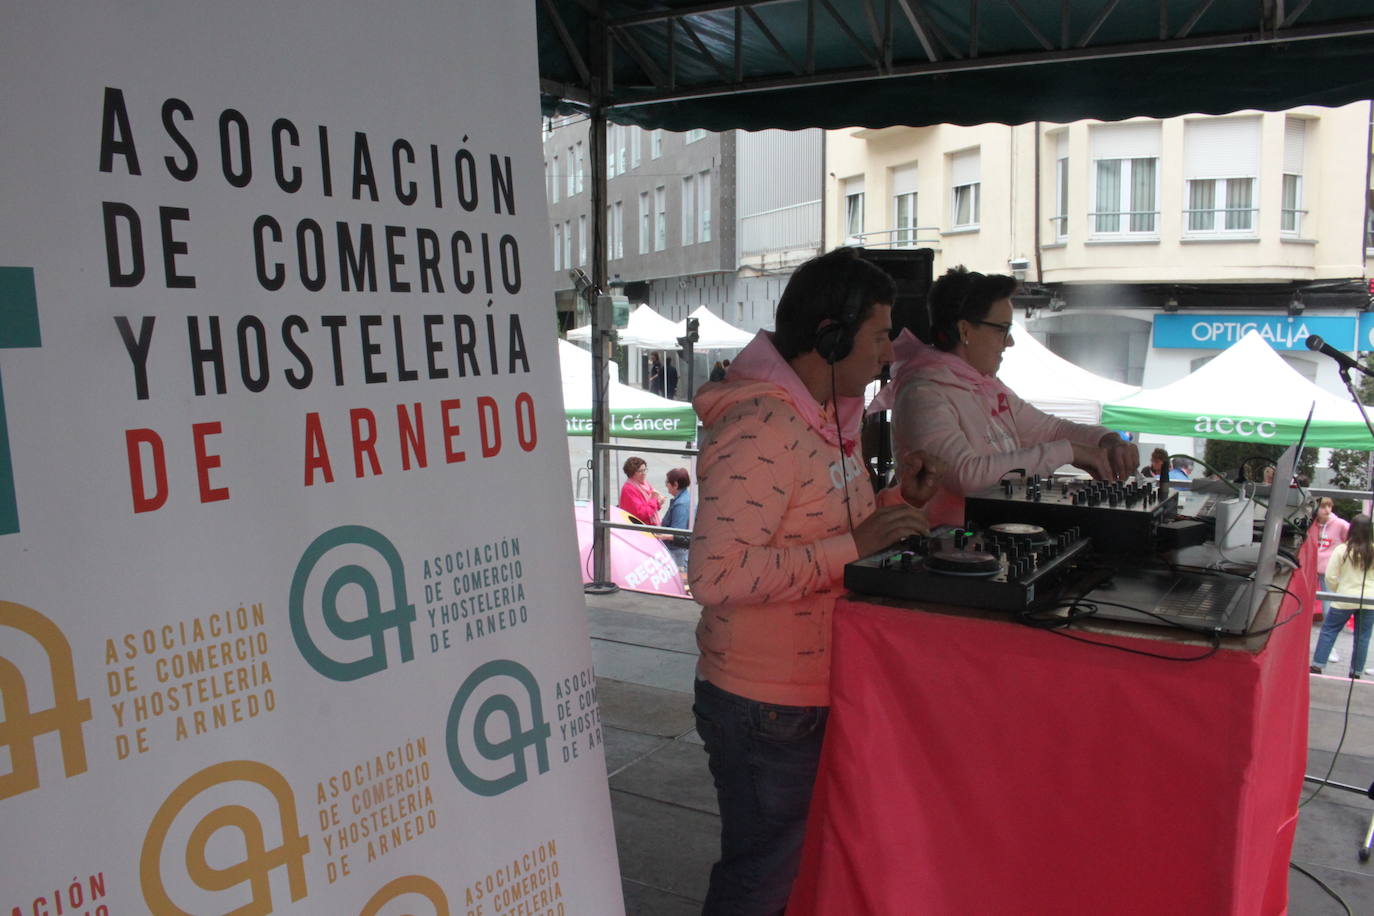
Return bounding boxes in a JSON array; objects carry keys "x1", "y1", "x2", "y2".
[{"x1": 878, "y1": 266, "x2": 1138, "y2": 527}]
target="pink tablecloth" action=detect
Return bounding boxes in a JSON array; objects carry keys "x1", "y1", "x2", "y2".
[{"x1": 790, "y1": 537, "x2": 1316, "y2": 915}]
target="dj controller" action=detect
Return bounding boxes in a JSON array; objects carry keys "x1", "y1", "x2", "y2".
[
  {"x1": 844, "y1": 520, "x2": 1093, "y2": 612},
  {"x1": 844, "y1": 475, "x2": 1178, "y2": 611}
]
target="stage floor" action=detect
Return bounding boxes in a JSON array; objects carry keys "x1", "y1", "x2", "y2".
[{"x1": 589, "y1": 588, "x2": 1374, "y2": 915}]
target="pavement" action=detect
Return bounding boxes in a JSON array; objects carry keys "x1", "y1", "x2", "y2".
[{"x1": 589, "y1": 587, "x2": 1374, "y2": 915}]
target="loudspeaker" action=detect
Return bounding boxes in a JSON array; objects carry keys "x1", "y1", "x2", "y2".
[{"x1": 853, "y1": 247, "x2": 935, "y2": 343}]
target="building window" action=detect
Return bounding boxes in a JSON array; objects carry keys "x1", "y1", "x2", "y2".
[
  {"x1": 617, "y1": 127, "x2": 627, "y2": 175},
  {"x1": 682, "y1": 176, "x2": 696, "y2": 245},
  {"x1": 654, "y1": 185, "x2": 667, "y2": 251},
  {"x1": 651, "y1": 129, "x2": 663, "y2": 159},
  {"x1": 545, "y1": 160, "x2": 551, "y2": 202},
  {"x1": 552, "y1": 222, "x2": 563, "y2": 271},
  {"x1": 699, "y1": 170, "x2": 712, "y2": 242},
  {"x1": 1182, "y1": 116, "x2": 1260, "y2": 235},
  {"x1": 551, "y1": 154, "x2": 560, "y2": 203},
  {"x1": 578, "y1": 214, "x2": 587, "y2": 265},
  {"x1": 1089, "y1": 123, "x2": 1160, "y2": 236},
  {"x1": 630, "y1": 126, "x2": 641, "y2": 169},
  {"x1": 606, "y1": 128, "x2": 616, "y2": 179},
  {"x1": 686, "y1": 128, "x2": 706, "y2": 144},
  {"x1": 948, "y1": 149, "x2": 980, "y2": 230},
  {"x1": 891, "y1": 164, "x2": 918, "y2": 246},
  {"x1": 575, "y1": 141, "x2": 585, "y2": 194},
  {"x1": 639, "y1": 191, "x2": 650, "y2": 255},
  {"x1": 566, "y1": 146, "x2": 575, "y2": 197},
  {"x1": 842, "y1": 176, "x2": 865, "y2": 242},
  {"x1": 612, "y1": 201, "x2": 624, "y2": 260},
  {"x1": 1052, "y1": 132, "x2": 1068, "y2": 240},
  {"x1": 1282, "y1": 118, "x2": 1307, "y2": 235},
  {"x1": 563, "y1": 219, "x2": 573, "y2": 269}
]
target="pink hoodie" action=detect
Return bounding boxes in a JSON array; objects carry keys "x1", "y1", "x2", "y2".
[
  {"x1": 689, "y1": 331, "x2": 904, "y2": 706},
  {"x1": 883, "y1": 331, "x2": 1109, "y2": 527}
]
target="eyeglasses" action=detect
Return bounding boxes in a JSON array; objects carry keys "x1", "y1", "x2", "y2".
[{"x1": 970, "y1": 319, "x2": 1013, "y2": 340}]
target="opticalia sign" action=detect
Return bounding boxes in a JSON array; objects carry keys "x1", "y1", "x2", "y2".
[{"x1": 1152, "y1": 314, "x2": 1356, "y2": 350}]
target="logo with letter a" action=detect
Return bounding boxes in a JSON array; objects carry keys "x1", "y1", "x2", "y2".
[
  {"x1": 140, "y1": 760, "x2": 310, "y2": 915},
  {"x1": 360, "y1": 875, "x2": 450, "y2": 916},
  {"x1": 0, "y1": 600, "x2": 93, "y2": 799},
  {"x1": 446, "y1": 659, "x2": 551, "y2": 797},
  {"x1": 289, "y1": 525, "x2": 416, "y2": 681}
]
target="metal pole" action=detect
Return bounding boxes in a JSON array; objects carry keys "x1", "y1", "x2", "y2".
[{"x1": 586, "y1": 14, "x2": 617, "y2": 593}]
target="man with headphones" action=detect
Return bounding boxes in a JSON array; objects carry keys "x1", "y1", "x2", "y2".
[{"x1": 688, "y1": 247, "x2": 943, "y2": 915}]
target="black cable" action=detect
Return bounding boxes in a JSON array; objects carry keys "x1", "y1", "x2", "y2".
[
  {"x1": 1288, "y1": 862, "x2": 1354, "y2": 916},
  {"x1": 832, "y1": 359, "x2": 855, "y2": 535}
]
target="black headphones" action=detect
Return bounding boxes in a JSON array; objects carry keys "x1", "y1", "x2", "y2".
[{"x1": 814, "y1": 286, "x2": 864, "y2": 364}]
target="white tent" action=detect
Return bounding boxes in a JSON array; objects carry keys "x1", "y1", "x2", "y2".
[
  {"x1": 1101, "y1": 330, "x2": 1374, "y2": 449},
  {"x1": 566, "y1": 303, "x2": 682, "y2": 349},
  {"x1": 678, "y1": 305, "x2": 754, "y2": 350},
  {"x1": 557, "y1": 339, "x2": 696, "y2": 440},
  {"x1": 1000, "y1": 321, "x2": 1140, "y2": 425}
]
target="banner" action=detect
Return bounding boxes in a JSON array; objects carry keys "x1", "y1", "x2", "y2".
[
  {"x1": 564, "y1": 407, "x2": 697, "y2": 441},
  {"x1": 1, "y1": 3, "x2": 624, "y2": 914},
  {"x1": 1152, "y1": 313, "x2": 1355, "y2": 350}
]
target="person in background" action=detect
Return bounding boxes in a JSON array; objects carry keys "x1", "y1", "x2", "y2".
[
  {"x1": 1311, "y1": 497, "x2": 1350, "y2": 647},
  {"x1": 662, "y1": 467, "x2": 692, "y2": 571},
  {"x1": 690, "y1": 246, "x2": 943, "y2": 915},
  {"x1": 880, "y1": 265, "x2": 1136, "y2": 528},
  {"x1": 1312, "y1": 513, "x2": 1374, "y2": 678},
  {"x1": 709, "y1": 360, "x2": 727, "y2": 382},
  {"x1": 618, "y1": 456, "x2": 664, "y2": 526},
  {"x1": 647, "y1": 352, "x2": 664, "y2": 395},
  {"x1": 1169, "y1": 456, "x2": 1193, "y2": 481},
  {"x1": 1143, "y1": 447, "x2": 1169, "y2": 478},
  {"x1": 666, "y1": 356, "x2": 679, "y2": 399}
]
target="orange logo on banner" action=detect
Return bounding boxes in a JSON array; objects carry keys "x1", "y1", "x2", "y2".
[
  {"x1": 360, "y1": 875, "x2": 450, "y2": 916},
  {"x1": 140, "y1": 760, "x2": 311, "y2": 915},
  {"x1": 0, "y1": 600, "x2": 93, "y2": 799}
]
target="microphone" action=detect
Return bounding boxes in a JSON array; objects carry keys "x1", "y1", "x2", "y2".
[{"x1": 1306, "y1": 335, "x2": 1373, "y2": 377}]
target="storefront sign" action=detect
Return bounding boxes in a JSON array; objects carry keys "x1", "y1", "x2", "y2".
[{"x1": 1153, "y1": 314, "x2": 1356, "y2": 350}]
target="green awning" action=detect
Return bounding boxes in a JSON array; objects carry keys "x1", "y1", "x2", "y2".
[{"x1": 565, "y1": 406, "x2": 698, "y2": 440}]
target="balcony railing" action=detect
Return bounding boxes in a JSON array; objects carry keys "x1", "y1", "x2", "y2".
[{"x1": 847, "y1": 226, "x2": 943, "y2": 249}]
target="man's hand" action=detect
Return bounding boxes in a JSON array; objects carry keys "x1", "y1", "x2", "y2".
[
  {"x1": 852, "y1": 504, "x2": 931, "y2": 557},
  {"x1": 1097, "y1": 435, "x2": 1140, "y2": 481},
  {"x1": 896, "y1": 449, "x2": 945, "y2": 507}
]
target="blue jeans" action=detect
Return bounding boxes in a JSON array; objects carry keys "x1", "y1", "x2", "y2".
[
  {"x1": 693, "y1": 678, "x2": 829, "y2": 916},
  {"x1": 1314, "y1": 606, "x2": 1374, "y2": 676}
]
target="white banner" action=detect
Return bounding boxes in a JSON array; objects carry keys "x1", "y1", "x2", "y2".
[{"x1": 0, "y1": 3, "x2": 623, "y2": 914}]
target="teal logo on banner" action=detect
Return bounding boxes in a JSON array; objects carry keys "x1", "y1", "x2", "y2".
[
  {"x1": 0, "y1": 267, "x2": 41, "y2": 536},
  {"x1": 1152, "y1": 314, "x2": 1355, "y2": 351},
  {"x1": 288, "y1": 525, "x2": 416, "y2": 681},
  {"x1": 446, "y1": 659, "x2": 551, "y2": 796}
]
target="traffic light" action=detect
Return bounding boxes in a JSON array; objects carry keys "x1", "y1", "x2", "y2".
[{"x1": 677, "y1": 317, "x2": 699, "y2": 350}]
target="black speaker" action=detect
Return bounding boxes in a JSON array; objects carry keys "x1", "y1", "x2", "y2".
[{"x1": 853, "y1": 247, "x2": 935, "y2": 343}]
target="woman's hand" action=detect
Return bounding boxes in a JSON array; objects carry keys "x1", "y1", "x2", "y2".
[
  {"x1": 1070, "y1": 442, "x2": 1113, "y2": 480},
  {"x1": 1097, "y1": 435, "x2": 1140, "y2": 481},
  {"x1": 852, "y1": 504, "x2": 931, "y2": 557},
  {"x1": 895, "y1": 449, "x2": 945, "y2": 507}
]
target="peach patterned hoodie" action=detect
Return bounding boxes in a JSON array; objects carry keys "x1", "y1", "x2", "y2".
[{"x1": 689, "y1": 331, "x2": 905, "y2": 707}]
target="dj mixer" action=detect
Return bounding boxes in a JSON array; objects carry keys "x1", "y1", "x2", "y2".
[
  {"x1": 963, "y1": 475, "x2": 1177, "y2": 554},
  {"x1": 844, "y1": 521, "x2": 1094, "y2": 612}
]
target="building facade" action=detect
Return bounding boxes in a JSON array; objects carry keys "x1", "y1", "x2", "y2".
[{"x1": 825, "y1": 104, "x2": 1374, "y2": 424}]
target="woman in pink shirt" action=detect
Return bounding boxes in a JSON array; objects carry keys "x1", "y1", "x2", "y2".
[
  {"x1": 689, "y1": 248, "x2": 942, "y2": 915},
  {"x1": 617, "y1": 456, "x2": 663, "y2": 526},
  {"x1": 1312, "y1": 497, "x2": 1350, "y2": 626},
  {"x1": 884, "y1": 266, "x2": 1138, "y2": 527}
]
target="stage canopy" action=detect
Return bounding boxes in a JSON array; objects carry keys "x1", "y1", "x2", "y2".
[
  {"x1": 538, "y1": 2, "x2": 1374, "y2": 131},
  {"x1": 1001, "y1": 322, "x2": 1139, "y2": 426},
  {"x1": 567, "y1": 302, "x2": 683, "y2": 349},
  {"x1": 679, "y1": 305, "x2": 754, "y2": 351},
  {"x1": 1100, "y1": 331, "x2": 1374, "y2": 449},
  {"x1": 559, "y1": 339, "x2": 697, "y2": 439}
]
